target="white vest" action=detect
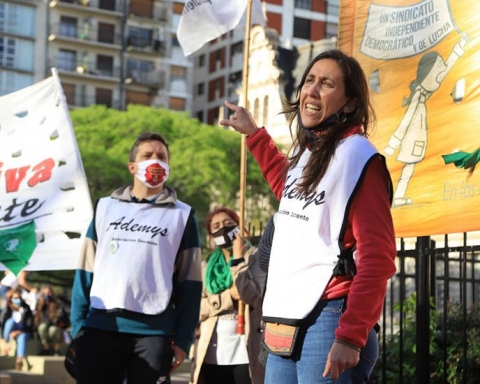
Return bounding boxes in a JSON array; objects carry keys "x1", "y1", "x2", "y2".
[
  {"x1": 262, "y1": 135, "x2": 378, "y2": 322},
  {"x1": 90, "y1": 198, "x2": 191, "y2": 314}
]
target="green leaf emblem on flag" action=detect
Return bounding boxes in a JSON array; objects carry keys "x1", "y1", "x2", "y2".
[{"x1": 0, "y1": 221, "x2": 37, "y2": 276}]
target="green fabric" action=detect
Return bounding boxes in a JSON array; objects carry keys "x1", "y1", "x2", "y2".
[
  {"x1": 205, "y1": 248, "x2": 233, "y2": 294},
  {"x1": 442, "y1": 149, "x2": 480, "y2": 171},
  {"x1": 0, "y1": 221, "x2": 37, "y2": 275}
]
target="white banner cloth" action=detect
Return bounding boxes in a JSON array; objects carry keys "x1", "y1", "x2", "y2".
[
  {"x1": 177, "y1": 0, "x2": 266, "y2": 56},
  {"x1": 0, "y1": 69, "x2": 92, "y2": 271}
]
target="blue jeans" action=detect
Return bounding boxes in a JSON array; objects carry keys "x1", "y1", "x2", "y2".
[
  {"x1": 264, "y1": 297, "x2": 379, "y2": 384},
  {"x1": 2, "y1": 318, "x2": 30, "y2": 358}
]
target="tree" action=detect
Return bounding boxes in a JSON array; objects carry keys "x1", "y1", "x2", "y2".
[
  {"x1": 70, "y1": 104, "x2": 278, "y2": 230},
  {"x1": 13, "y1": 105, "x2": 280, "y2": 297}
]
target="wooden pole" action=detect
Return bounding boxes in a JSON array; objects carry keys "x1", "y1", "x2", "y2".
[{"x1": 237, "y1": 0, "x2": 253, "y2": 335}]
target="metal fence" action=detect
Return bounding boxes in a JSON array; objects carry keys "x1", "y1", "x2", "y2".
[
  {"x1": 247, "y1": 224, "x2": 480, "y2": 383},
  {"x1": 374, "y1": 233, "x2": 480, "y2": 383}
]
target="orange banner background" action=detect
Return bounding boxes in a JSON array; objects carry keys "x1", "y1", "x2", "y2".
[{"x1": 338, "y1": 0, "x2": 480, "y2": 237}]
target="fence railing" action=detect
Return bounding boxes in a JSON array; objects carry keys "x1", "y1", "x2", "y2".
[
  {"x1": 374, "y1": 233, "x2": 480, "y2": 383},
  {"x1": 246, "y1": 225, "x2": 480, "y2": 383}
]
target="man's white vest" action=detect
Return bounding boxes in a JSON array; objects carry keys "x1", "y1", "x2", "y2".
[{"x1": 89, "y1": 198, "x2": 191, "y2": 314}]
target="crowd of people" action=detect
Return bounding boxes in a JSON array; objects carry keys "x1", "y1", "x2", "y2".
[
  {"x1": 0, "y1": 271, "x2": 71, "y2": 370},
  {"x1": 0, "y1": 48, "x2": 397, "y2": 383}
]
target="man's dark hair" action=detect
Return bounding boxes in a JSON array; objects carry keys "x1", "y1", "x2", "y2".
[{"x1": 129, "y1": 132, "x2": 170, "y2": 162}]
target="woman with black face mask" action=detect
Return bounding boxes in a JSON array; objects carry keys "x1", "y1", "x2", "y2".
[
  {"x1": 190, "y1": 206, "x2": 257, "y2": 384},
  {"x1": 220, "y1": 49, "x2": 397, "y2": 384}
]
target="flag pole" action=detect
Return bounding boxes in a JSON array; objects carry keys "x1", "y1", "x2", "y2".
[{"x1": 237, "y1": 0, "x2": 253, "y2": 335}]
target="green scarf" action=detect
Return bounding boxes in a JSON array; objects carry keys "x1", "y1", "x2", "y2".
[{"x1": 205, "y1": 248, "x2": 233, "y2": 294}]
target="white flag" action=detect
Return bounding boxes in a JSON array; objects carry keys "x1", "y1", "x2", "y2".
[
  {"x1": 177, "y1": 0, "x2": 266, "y2": 57},
  {"x1": 0, "y1": 68, "x2": 93, "y2": 272}
]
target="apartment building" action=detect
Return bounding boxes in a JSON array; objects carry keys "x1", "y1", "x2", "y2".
[
  {"x1": 183, "y1": 0, "x2": 339, "y2": 144},
  {"x1": 1, "y1": 0, "x2": 338, "y2": 129},
  {"x1": 0, "y1": 0, "x2": 191, "y2": 111},
  {"x1": 0, "y1": 0, "x2": 46, "y2": 95}
]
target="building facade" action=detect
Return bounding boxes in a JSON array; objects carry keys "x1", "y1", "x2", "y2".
[
  {"x1": 186, "y1": 0, "x2": 339, "y2": 144},
  {"x1": 0, "y1": 0, "x2": 339, "y2": 132},
  {"x1": 0, "y1": 0, "x2": 192, "y2": 112}
]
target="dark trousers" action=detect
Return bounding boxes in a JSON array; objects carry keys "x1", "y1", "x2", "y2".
[
  {"x1": 75, "y1": 327, "x2": 173, "y2": 384},
  {"x1": 200, "y1": 363, "x2": 251, "y2": 384}
]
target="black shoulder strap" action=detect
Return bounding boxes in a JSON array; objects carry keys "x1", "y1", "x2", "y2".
[{"x1": 332, "y1": 245, "x2": 357, "y2": 278}]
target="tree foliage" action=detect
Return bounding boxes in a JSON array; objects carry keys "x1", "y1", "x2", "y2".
[
  {"x1": 23, "y1": 105, "x2": 279, "y2": 292},
  {"x1": 70, "y1": 104, "x2": 278, "y2": 229}
]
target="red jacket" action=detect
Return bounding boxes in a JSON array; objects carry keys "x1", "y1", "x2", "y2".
[{"x1": 246, "y1": 128, "x2": 397, "y2": 348}]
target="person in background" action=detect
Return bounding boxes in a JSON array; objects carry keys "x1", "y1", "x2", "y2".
[
  {"x1": 1, "y1": 287, "x2": 34, "y2": 370},
  {"x1": 70, "y1": 132, "x2": 203, "y2": 384},
  {"x1": 0, "y1": 270, "x2": 37, "y2": 306},
  {"x1": 34, "y1": 285, "x2": 65, "y2": 356},
  {"x1": 190, "y1": 207, "x2": 256, "y2": 384},
  {"x1": 0, "y1": 270, "x2": 37, "y2": 359},
  {"x1": 234, "y1": 215, "x2": 276, "y2": 384},
  {"x1": 220, "y1": 49, "x2": 397, "y2": 383}
]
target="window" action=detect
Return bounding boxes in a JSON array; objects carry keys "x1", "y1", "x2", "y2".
[
  {"x1": 98, "y1": 22, "x2": 115, "y2": 44},
  {"x1": 127, "y1": 59, "x2": 152, "y2": 84},
  {"x1": 0, "y1": 37, "x2": 34, "y2": 71},
  {"x1": 293, "y1": 17, "x2": 311, "y2": 40},
  {"x1": 0, "y1": 38, "x2": 15, "y2": 68},
  {"x1": 58, "y1": 49, "x2": 77, "y2": 71},
  {"x1": 171, "y1": 66, "x2": 186, "y2": 81},
  {"x1": 129, "y1": 0, "x2": 153, "y2": 18},
  {"x1": 214, "y1": 78, "x2": 221, "y2": 92},
  {"x1": 99, "y1": 0, "x2": 116, "y2": 11},
  {"x1": 263, "y1": 96, "x2": 269, "y2": 126},
  {"x1": 171, "y1": 35, "x2": 180, "y2": 47},
  {"x1": 231, "y1": 42, "x2": 243, "y2": 55},
  {"x1": 128, "y1": 27, "x2": 152, "y2": 48},
  {"x1": 127, "y1": 59, "x2": 152, "y2": 77},
  {"x1": 0, "y1": 3, "x2": 35, "y2": 37},
  {"x1": 96, "y1": 88, "x2": 112, "y2": 107},
  {"x1": 96, "y1": 55, "x2": 114, "y2": 77},
  {"x1": 295, "y1": 0, "x2": 312, "y2": 10},
  {"x1": 59, "y1": 16, "x2": 77, "y2": 38},
  {"x1": 254, "y1": 98, "x2": 260, "y2": 122},
  {"x1": 327, "y1": 0, "x2": 340, "y2": 17},
  {"x1": 326, "y1": 23, "x2": 338, "y2": 38},
  {"x1": 62, "y1": 83, "x2": 76, "y2": 105},
  {"x1": 198, "y1": 54, "x2": 205, "y2": 67},
  {"x1": 0, "y1": 70, "x2": 32, "y2": 96},
  {"x1": 170, "y1": 97, "x2": 185, "y2": 111},
  {"x1": 197, "y1": 83, "x2": 204, "y2": 96},
  {"x1": 229, "y1": 71, "x2": 242, "y2": 93},
  {"x1": 126, "y1": 90, "x2": 150, "y2": 106}
]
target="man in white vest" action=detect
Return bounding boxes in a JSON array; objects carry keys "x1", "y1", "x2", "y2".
[{"x1": 70, "y1": 132, "x2": 202, "y2": 384}]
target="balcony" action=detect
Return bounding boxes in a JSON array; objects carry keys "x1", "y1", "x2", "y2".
[
  {"x1": 49, "y1": 23, "x2": 122, "y2": 48},
  {"x1": 125, "y1": 70, "x2": 165, "y2": 89},
  {"x1": 51, "y1": 57, "x2": 121, "y2": 80},
  {"x1": 50, "y1": 0, "x2": 124, "y2": 15},
  {"x1": 155, "y1": 7, "x2": 169, "y2": 22},
  {"x1": 126, "y1": 37, "x2": 165, "y2": 56},
  {"x1": 64, "y1": 92, "x2": 120, "y2": 109}
]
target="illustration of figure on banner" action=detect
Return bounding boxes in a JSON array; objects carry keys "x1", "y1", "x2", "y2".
[{"x1": 384, "y1": 32, "x2": 468, "y2": 207}]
